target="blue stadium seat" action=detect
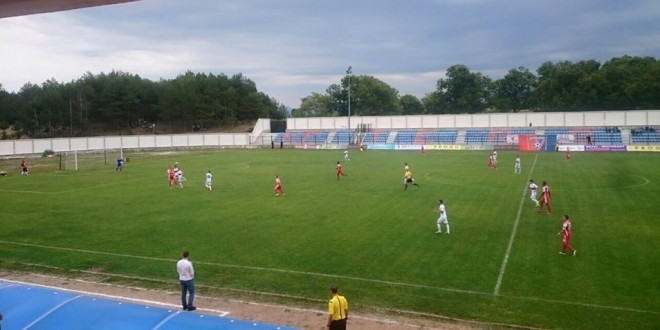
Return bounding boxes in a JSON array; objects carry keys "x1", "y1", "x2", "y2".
[{"x1": 465, "y1": 130, "x2": 488, "y2": 143}]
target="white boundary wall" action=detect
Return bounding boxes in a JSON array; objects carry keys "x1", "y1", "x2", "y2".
[
  {"x1": 286, "y1": 110, "x2": 660, "y2": 130},
  {"x1": 0, "y1": 133, "x2": 252, "y2": 156},
  {"x1": 2, "y1": 110, "x2": 659, "y2": 156}
]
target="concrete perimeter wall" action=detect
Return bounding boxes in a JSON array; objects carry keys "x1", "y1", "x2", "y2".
[
  {"x1": 2, "y1": 110, "x2": 659, "y2": 156},
  {"x1": 286, "y1": 110, "x2": 660, "y2": 130},
  {"x1": 0, "y1": 133, "x2": 252, "y2": 156}
]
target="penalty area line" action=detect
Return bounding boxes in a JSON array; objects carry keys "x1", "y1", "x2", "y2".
[{"x1": 493, "y1": 153, "x2": 538, "y2": 296}]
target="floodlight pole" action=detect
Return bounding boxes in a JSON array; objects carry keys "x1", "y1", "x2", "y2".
[{"x1": 346, "y1": 66, "x2": 352, "y2": 143}]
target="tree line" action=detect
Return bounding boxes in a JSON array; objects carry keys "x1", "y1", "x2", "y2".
[
  {"x1": 1, "y1": 55, "x2": 659, "y2": 139},
  {"x1": 295, "y1": 55, "x2": 660, "y2": 117},
  {"x1": 0, "y1": 71, "x2": 287, "y2": 139}
]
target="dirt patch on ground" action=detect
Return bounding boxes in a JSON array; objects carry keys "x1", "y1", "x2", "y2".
[{"x1": 0, "y1": 271, "x2": 482, "y2": 330}]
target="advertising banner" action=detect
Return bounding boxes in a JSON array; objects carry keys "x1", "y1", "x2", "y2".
[
  {"x1": 584, "y1": 145, "x2": 627, "y2": 152},
  {"x1": 366, "y1": 144, "x2": 395, "y2": 150},
  {"x1": 464, "y1": 144, "x2": 495, "y2": 151},
  {"x1": 519, "y1": 135, "x2": 546, "y2": 151},
  {"x1": 317, "y1": 144, "x2": 342, "y2": 150},
  {"x1": 556, "y1": 134, "x2": 575, "y2": 144},
  {"x1": 627, "y1": 145, "x2": 660, "y2": 152},
  {"x1": 506, "y1": 134, "x2": 519, "y2": 144},
  {"x1": 426, "y1": 144, "x2": 464, "y2": 150},
  {"x1": 396, "y1": 145, "x2": 421, "y2": 150},
  {"x1": 557, "y1": 145, "x2": 585, "y2": 152}
]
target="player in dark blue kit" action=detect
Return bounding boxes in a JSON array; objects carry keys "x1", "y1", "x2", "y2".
[{"x1": 116, "y1": 157, "x2": 124, "y2": 172}]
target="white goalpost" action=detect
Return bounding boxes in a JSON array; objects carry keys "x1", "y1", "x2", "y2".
[
  {"x1": 61, "y1": 149, "x2": 122, "y2": 171},
  {"x1": 61, "y1": 150, "x2": 79, "y2": 171}
]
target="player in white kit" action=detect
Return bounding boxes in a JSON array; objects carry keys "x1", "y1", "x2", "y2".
[
  {"x1": 435, "y1": 199, "x2": 450, "y2": 234},
  {"x1": 528, "y1": 179, "x2": 539, "y2": 206},
  {"x1": 205, "y1": 170, "x2": 213, "y2": 191},
  {"x1": 514, "y1": 155, "x2": 521, "y2": 174}
]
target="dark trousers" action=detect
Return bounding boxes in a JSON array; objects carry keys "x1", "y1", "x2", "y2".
[
  {"x1": 180, "y1": 279, "x2": 195, "y2": 309},
  {"x1": 329, "y1": 318, "x2": 347, "y2": 330}
]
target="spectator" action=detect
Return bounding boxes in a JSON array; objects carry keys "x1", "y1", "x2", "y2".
[{"x1": 176, "y1": 250, "x2": 196, "y2": 311}]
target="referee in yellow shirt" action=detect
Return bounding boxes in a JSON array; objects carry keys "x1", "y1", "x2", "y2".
[{"x1": 327, "y1": 286, "x2": 348, "y2": 329}]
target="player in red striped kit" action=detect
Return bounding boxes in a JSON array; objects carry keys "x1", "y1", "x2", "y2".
[
  {"x1": 537, "y1": 181, "x2": 552, "y2": 214},
  {"x1": 487, "y1": 153, "x2": 496, "y2": 169},
  {"x1": 167, "y1": 166, "x2": 175, "y2": 188},
  {"x1": 558, "y1": 215, "x2": 576, "y2": 256},
  {"x1": 273, "y1": 175, "x2": 285, "y2": 196},
  {"x1": 336, "y1": 161, "x2": 347, "y2": 180}
]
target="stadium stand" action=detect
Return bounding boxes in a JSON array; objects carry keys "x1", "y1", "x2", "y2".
[
  {"x1": 273, "y1": 126, "x2": 636, "y2": 147},
  {"x1": 274, "y1": 130, "x2": 329, "y2": 145},
  {"x1": 544, "y1": 128, "x2": 570, "y2": 135},
  {"x1": 486, "y1": 128, "x2": 535, "y2": 144},
  {"x1": 362, "y1": 130, "x2": 391, "y2": 144},
  {"x1": 302, "y1": 131, "x2": 329, "y2": 145},
  {"x1": 631, "y1": 127, "x2": 660, "y2": 143},
  {"x1": 592, "y1": 128, "x2": 623, "y2": 144},
  {"x1": 393, "y1": 130, "x2": 417, "y2": 144},
  {"x1": 414, "y1": 130, "x2": 458, "y2": 144},
  {"x1": 465, "y1": 129, "x2": 489, "y2": 144},
  {"x1": 332, "y1": 130, "x2": 353, "y2": 144}
]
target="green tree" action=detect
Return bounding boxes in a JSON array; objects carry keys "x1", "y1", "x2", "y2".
[
  {"x1": 421, "y1": 91, "x2": 445, "y2": 114},
  {"x1": 400, "y1": 94, "x2": 425, "y2": 115},
  {"x1": 492, "y1": 67, "x2": 537, "y2": 112},
  {"x1": 534, "y1": 60, "x2": 601, "y2": 111},
  {"x1": 597, "y1": 56, "x2": 660, "y2": 109},
  {"x1": 434, "y1": 65, "x2": 492, "y2": 113},
  {"x1": 328, "y1": 75, "x2": 402, "y2": 116},
  {"x1": 295, "y1": 92, "x2": 334, "y2": 117}
]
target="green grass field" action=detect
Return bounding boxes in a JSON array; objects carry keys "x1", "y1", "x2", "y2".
[{"x1": 1, "y1": 149, "x2": 659, "y2": 329}]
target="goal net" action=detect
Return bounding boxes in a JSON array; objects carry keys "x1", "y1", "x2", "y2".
[{"x1": 60, "y1": 149, "x2": 126, "y2": 171}]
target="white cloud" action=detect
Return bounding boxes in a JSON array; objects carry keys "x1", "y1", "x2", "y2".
[{"x1": 1, "y1": 0, "x2": 659, "y2": 107}]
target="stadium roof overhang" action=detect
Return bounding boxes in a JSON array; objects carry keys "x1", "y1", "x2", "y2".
[{"x1": 0, "y1": 0, "x2": 139, "y2": 19}]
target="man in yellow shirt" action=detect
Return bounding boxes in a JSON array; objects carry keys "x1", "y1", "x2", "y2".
[
  {"x1": 404, "y1": 170, "x2": 420, "y2": 191},
  {"x1": 327, "y1": 286, "x2": 348, "y2": 329}
]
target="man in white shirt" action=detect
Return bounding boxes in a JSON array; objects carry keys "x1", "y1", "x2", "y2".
[
  {"x1": 436, "y1": 199, "x2": 450, "y2": 234},
  {"x1": 177, "y1": 250, "x2": 196, "y2": 311}
]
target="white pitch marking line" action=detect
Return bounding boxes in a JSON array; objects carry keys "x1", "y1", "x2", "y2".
[
  {"x1": 0, "y1": 240, "x2": 489, "y2": 296},
  {"x1": 3, "y1": 238, "x2": 658, "y2": 315},
  {"x1": 494, "y1": 153, "x2": 538, "y2": 296},
  {"x1": 501, "y1": 293, "x2": 660, "y2": 315},
  {"x1": 0, "y1": 189, "x2": 53, "y2": 194}
]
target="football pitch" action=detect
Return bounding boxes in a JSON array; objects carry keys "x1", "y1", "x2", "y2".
[{"x1": 1, "y1": 149, "x2": 659, "y2": 329}]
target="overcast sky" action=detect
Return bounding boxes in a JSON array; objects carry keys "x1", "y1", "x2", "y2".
[{"x1": 1, "y1": 0, "x2": 659, "y2": 108}]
